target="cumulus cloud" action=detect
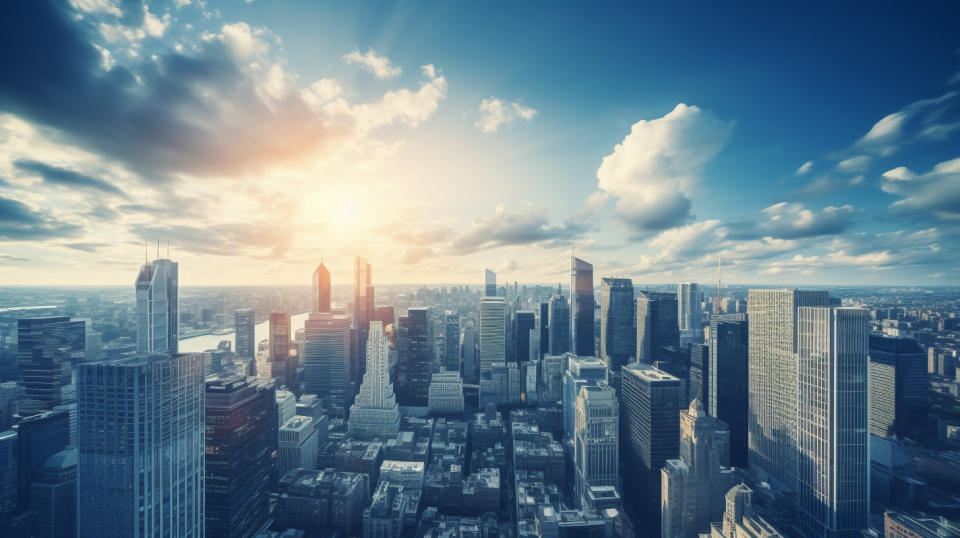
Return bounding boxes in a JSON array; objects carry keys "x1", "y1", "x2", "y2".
[
  {"x1": 331, "y1": 65, "x2": 446, "y2": 132},
  {"x1": 881, "y1": 156, "x2": 960, "y2": 221},
  {"x1": 759, "y1": 202, "x2": 855, "y2": 238},
  {"x1": 451, "y1": 204, "x2": 587, "y2": 253},
  {"x1": 475, "y1": 97, "x2": 537, "y2": 133},
  {"x1": 343, "y1": 48, "x2": 401, "y2": 79},
  {"x1": 594, "y1": 103, "x2": 734, "y2": 236}
]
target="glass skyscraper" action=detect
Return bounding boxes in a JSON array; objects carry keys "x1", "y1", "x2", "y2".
[
  {"x1": 17, "y1": 316, "x2": 85, "y2": 414},
  {"x1": 312, "y1": 261, "x2": 331, "y2": 313},
  {"x1": 303, "y1": 313, "x2": 352, "y2": 415},
  {"x1": 514, "y1": 310, "x2": 535, "y2": 366},
  {"x1": 548, "y1": 292, "x2": 570, "y2": 355},
  {"x1": 443, "y1": 310, "x2": 460, "y2": 373},
  {"x1": 353, "y1": 256, "x2": 374, "y2": 330},
  {"x1": 77, "y1": 353, "x2": 205, "y2": 537},
  {"x1": 678, "y1": 282, "x2": 702, "y2": 348},
  {"x1": 234, "y1": 309, "x2": 255, "y2": 361},
  {"x1": 135, "y1": 257, "x2": 178, "y2": 355},
  {"x1": 396, "y1": 308, "x2": 431, "y2": 406},
  {"x1": 599, "y1": 277, "x2": 635, "y2": 371},
  {"x1": 709, "y1": 313, "x2": 749, "y2": 468},
  {"x1": 570, "y1": 255, "x2": 595, "y2": 356},
  {"x1": 636, "y1": 291, "x2": 679, "y2": 363},
  {"x1": 484, "y1": 268, "x2": 496, "y2": 297},
  {"x1": 868, "y1": 334, "x2": 928, "y2": 440},
  {"x1": 479, "y1": 297, "x2": 506, "y2": 372}
]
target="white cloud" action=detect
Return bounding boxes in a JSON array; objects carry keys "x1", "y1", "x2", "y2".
[
  {"x1": 836, "y1": 155, "x2": 871, "y2": 173},
  {"x1": 761, "y1": 202, "x2": 855, "y2": 238},
  {"x1": 142, "y1": 7, "x2": 170, "y2": 38},
  {"x1": 854, "y1": 91, "x2": 957, "y2": 156},
  {"x1": 343, "y1": 48, "x2": 402, "y2": 79},
  {"x1": 329, "y1": 65, "x2": 446, "y2": 132},
  {"x1": 69, "y1": 0, "x2": 122, "y2": 16},
  {"x1": 475, "y1": 97, "x2": 538, "y2": 133},
  {"x1": 595, "y1": 103, "x2": 734, "y2": 235},
  {"x1": 796, "y1": 160, "x2": 814, "y2": 176},
  {"x1": 881, "y1": 156, "x2": 960, "y2": 220}
]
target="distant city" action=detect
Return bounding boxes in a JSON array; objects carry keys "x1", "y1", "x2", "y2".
[{"x1": 0, "y1": 252, "x2": 958, "y2": 537}]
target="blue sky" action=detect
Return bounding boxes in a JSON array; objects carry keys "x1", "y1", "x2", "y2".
[{"x1": 0, "y1": 0, "x2": 958, "y2": 286}]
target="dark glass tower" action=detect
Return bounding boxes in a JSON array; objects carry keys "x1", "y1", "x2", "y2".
[
  {"x1": 599, "y1": 277, "x2": 635, "y2": 370},
  {"x1": 17, "y1": 317, "x2": 85, "y2": 414},
  {"x1": 396, "y1": 308, "x2": 431, "y2": 406},
  {"x1": 539, "y1": 302, "x2": 550, "y2": 360},
  {"x1": 514, "y1": 310, "x2": 535, "y2": 366},
  {"x1": 205, "y1": 375, "x2": 278, "y2": 538},
  {"x1": 570, "y1": 255, "x2": 595, "y2": 356},
  {"x1": 636, "y1": 291, "x2": 679, "y2": 363},
  {"x1": 710, "y1": 314, "x2": 749, "y2": 467},
  {"x1": 14, "y1": 409, "x2": 70, "y2": 512},
  {"x1": 869, "y1": 335, "x2": 927, "y2": 440},
  {"x1": 688, "y1": 343, "x2": 709, "y2": 407},
  {"x1": 444, "y1": 310, "x2": 460, "y2": 373},
  {"x1": 269, "y1": 311, "x2": 292, "y2": 388},
  {"x1": 484, "y1": 269, "x2": 497, "y2": 297},
  {"x1": 234, "y1": 309, "x2": 255, "y2": 361},
  {"x1": 548, "y1": 292, "x2": 571, "y2": 355}
]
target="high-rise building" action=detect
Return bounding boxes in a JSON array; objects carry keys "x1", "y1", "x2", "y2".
[
  {"x1": 349, "y1": 321, "x2": 401, "y2": 439},
  {"x1": 479, "y1": 297, "x2": 506, "y2": 372},
  {"x1": 17, "y1": 316, "x2": 84, "y2": 414},
  {"x1": 661, "y1": 399, "x2": 738, "y2": 538},
  {"x1": 354, "y1": 257, "x2": 374, "y2": 331},
  {"x1": 313, "y1": 261, "x2": 331, "y2": 313},
  {"x1": 461, "y1": 322, "x2": 478, "y2": 384},
  {"x1": 234, "y1": 309, "x2": 255, "y2": 362},
  {"x1": 573, "y1": 384, "x2": 619, "y2": 509},
  {"x1": 28, "y1": 447, "x2": 76, "y2": 538},
  {"x1": 562, "y1": 355, "x2": 608, "y2": 447},
  {"x1": 204, "y1": 375, "x2": 277, "y2": 538},
  {"x1": 278, "y1": 416, "x2": 319, "y2": 476},
  {"x1": 709, "y1": 314, "x2": 749, "y2": 468},
  {"x1": 444, "y1": 310, "x2": 460, "y2": 373},
  {"x1": 515, "y1": 310, "x2": 536, "y2": 366},
  {"x1": 747, "y1": 289, "x2": 829, "y2": 491},
  {"x1": 0, "y1": 430, "x2": 15, "y2": 523},
  {"x1": 303, "y1": 313, "x2": 352, "y2": 415},
  {"x1": 869, "y1": 335, "x2": 928, "y2": 440},
  {"x1": 636, "y1": 291, "x2": 679, "y2": 363},
  {"x1": 884, "y1": 511, "x2": 960, "y2": 537},
  {"x1": 428, "y1": 371, "x2": 465, "y2": 413},
  {"x1": 135, "y1": 257, "x2": 178, "y2": 355},
  {"x1": 14, "y1": 409, "x2": 70, "y2": 512},
  {"x1": 678, "y1": 282, "x2": 703, "y2": 348},
  {"x1": 571, "y1": 255, "x2": 595, "y2": 356},
  {"x1": 484, "y1": 269, "x2": 497, "y2": 297},
  {"x1": 620, "y1": 363, "x2": 680, "y2": 536},
  {"x1": 269, "y1": 311, "x2": 293, "y2": 388},
  {"x1": 77, "y1": 353, "x2": 205, "y2": 537},
  {"x1": 599, "y1": 277, "x2": 635, "y2": 371},
  {"x1": 396, "y1": 308, "x2": 431, "y2": 407},
  {"x1": 539, "y1": 302, "x2": 550, "y2": 360},
  {"x1": 712, "y1": 484, "x2": 786, "y2": 537},
  {"x1": 548, "y1": 293, "x2": 571, "y2": 355},
  {"x1": 796, "y1": 307, "x2": 869, "y2": 537},
  {"x1": 688, "y1": 343, "x2": 709, "y2": 407}
]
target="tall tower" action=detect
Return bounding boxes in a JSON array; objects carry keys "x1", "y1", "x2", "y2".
[
  {"x1": 268, "y1": 311, "x2": 292, "y2": 388},
  {"x1": 869, "y1": 335, "x2": 927, "y2": 440},
  {"x1": 796, "y1": 307, "x2": 869, "y2": 537},
  {"x1": 636, "y1": 291, "x2": 679, "y2": 363},
  {"x1": 678, "y1": 282, "x2": 702, "y2": 348},
  {"x1": 313, "y1": 261, "x2": 331, "y2": 313},
  {"x1": 574, "y1": 384, "x2": 619, "y2": 509},
  {"x1": 747, "y1": 289, "x2": 829, "y2": 491},
  {"x1": 443, "y1": 310, "x2": 461, "y2": 373},
  {"x1": 548, "y1": 292, "x2": 571, "y2": 355},
  {"x1": 353, "y1": 257, "x2": 373, "y2": 331},
  {"x1": 135, "y1": 256, "x2": 178, "y2": 355},
  {"x1": 570, "y1": 255, "x2": 595, "y2": 356},
  {"x1": 514, "y1": 310, "x2": 536, "y2": 366},
  {"x1": 479, "y1": 297, "x2": 506, "y2": 372},
  {"x1": 77, "y1": 353, "x2": 205, "y2": 537},
  {"x1": 348, "y1": 321, "x2": 401, "y2": 439},
  {"x1": 303, "y1": 313, "x2": 352, "y2": 416},
  {"x1": 234, "y1": 309, "x2": 255, "y2": 361},
  {"x1": 396, "y1": 308, "x2": 431, "y2": 406},
  {"x1": 709, "y1": 313, "x2": 749, "y2": 467},
  {"x1": 17, "y1": 317, "x2": 85, "y2": 414},
  {"x1": 599, "y1": 277, "x2": 635, "y2": 371},
  {"x1": 484, "y1": 269, "x2": 497, "y2": 297}
]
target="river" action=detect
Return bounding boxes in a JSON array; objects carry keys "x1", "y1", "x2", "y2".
[{"x1": 178, "y1": 312, "x2": 311, "y2": 353}]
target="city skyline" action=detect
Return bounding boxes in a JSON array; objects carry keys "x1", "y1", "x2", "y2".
[{"x1": 1, "y1": 1, "x2": 959, "y2": 286}]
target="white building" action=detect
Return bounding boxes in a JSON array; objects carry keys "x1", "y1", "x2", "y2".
[
  {"x1": 678, "y1": 282, "x2": 702, "y2": 348},
  {"x1": 348, "y1": 321, "x2": 401, "y2": 439},
  {"x1": 279, "y1": 415, "x2": 318, "y2": 476},
  {"x1": 379, "y1": 460, "x2": 425, "y2": 490},
  {"x1": 574, "y1": 383, "x2": 619, "y2": 509},
  {"x1": 428, "y1": 371, "x2": 464, "y2": 413},
  {"x1": 135, "y1": 257, "x2": 178, "y2": 355}
]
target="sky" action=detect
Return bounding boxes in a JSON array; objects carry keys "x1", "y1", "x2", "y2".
[{"x1": 0, "y1": 0, "x2": 959, "y2": 287}]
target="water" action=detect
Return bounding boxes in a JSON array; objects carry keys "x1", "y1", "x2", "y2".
[{"x1": 179, "y1": 312, "x2": 311, "y2": 353}]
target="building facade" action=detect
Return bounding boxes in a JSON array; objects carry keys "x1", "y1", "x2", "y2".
[
  {"x1": 349, "y1": 321, "x2": 402, "y2": 439},
  {"x1": 636, "y1": 291, "x2": 679, "y2": 364},
  {"x1": 600, "y1": 277, "x2": 635, "y2": 372},
  {"x1": 573, "y1": 384, "x2": 619, "y2": 509},
  {"x1": 136, "y1": 257, "x2": 179, "y2": 355},
  {"x1": 570, "y1": 255, "x2": 595, "y2": 356},
  {"x1": 303, "y1": 312, "x2": 352, "y2": 415}
]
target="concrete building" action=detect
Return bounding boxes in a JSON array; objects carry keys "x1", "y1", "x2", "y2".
[
  {"x1": 708, "y1": 484, "x2": 785, "y2": 537},
  {"x1": 349, "y1": 321, "x2": 401, "y2": 440},
  {"x1": 573, "y1": 384, "x2": 619, "y2": 509},
  {"x1": 274, "y1": 468, "x2": 369, "y2": 536},
  {"x1": 380, "y1": 460, "x2": 426, "y2": 490},
  {"x1": 279, "y1": 415, "x2": 319, "y2": 476},
  {"x1": 479, "y1": 297, "x2": 507, "y2": 372},
  {"x1": 562, "y1": 355, "x2": 607, "y2": 448},
  {"x1": 428, "y1": 372, "x2": 465, "y2": 413}
]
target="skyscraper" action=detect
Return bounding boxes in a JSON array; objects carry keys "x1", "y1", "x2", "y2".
[
  {"x1": 461, "y1": 322, "x2": 478, "y2": 384},
  {"x1": 747, "y1": 289, "x2": 829, "y2": 491},
  {"x1": 77, "y1": 353, "x2": 205, "y2": 537},
  {"x1": 204, "y1": 375, "x2": 277, "y2": 538},
  {"x1": 28, "y1": 447, "x2": 77, "y2": 538},
  {"x1": 353, "y1": 256, "x2": 374, "y2": 331},
  {"x1": 444, "y1": 310, "x2": 460, "y2": 373},
  {"x1": 573, "y1": 384, "x2": 619, "y2": 509},
  {"x1": 269, "y1": 311, "x2": 292, "y2": 388},
  {"x1": 562, "y1": 355, "x2": 608, "y2": 447},
  {"x1": 514, "y1": 310, "x2": 535, "y2": 366},
  {"x1": 135, "y1": 256, "x2": 178, "y2": 355},
  {"x1": 869, "y1": 335, "x2": 928, "y2": 440},
  {"x1": 636, "y1": 291, "x2": 679, "y2": 363},
  {"x1": 348, "y1": 321, "x2": 401, "y2": 439},
  {"x1": 303, "y1": 313, "x2": 352, "y2": 415},
  {"x1": 484, "y1": 269, "x2": 497, "y2": 297},
  {"x1": 17, "y1": 316, "x2": 84, "y2": 414},
  {"x1": 620, "y1": 363, "x2": 680, "y2": 536},
  {"x1": 396, "y1": 307, "x2": 431, "y2": 406},
  {"x1": 479, "y1": 297, "x2": 506, "y2": 372},
  {"x1": 571, "y1": 255, "x2": 595, "y2": 356},
  {"x1": 796, "y1": 307, "x2": 869, "y2": 537},
  {"x1": 539, "y1": 302, "x2": 550, "y2": 360},
  {"x1": 548, "y1": 292, "x2": 571, "y2": 355},
  {"x1": 709, "y1": 314, "x2": 749, "y2": 467},
  {"x1": 599, "y1": 277, "x2": 635, "y2": 371},
  {"x1": 14, "y1": 409, "x2": 70, "y2": 512},
  {"x1": 234, "y1": 309, "x2": 255, "y2": 362},
  {"x1": 678, "y1": 282, "x2": 703, "y2": 348},
  {"x1": 278, "y1": 416, "x2": 319, "y2": 476},
  {"x1": 313, "y1": 261, "x2": 331, "y2": 313}
]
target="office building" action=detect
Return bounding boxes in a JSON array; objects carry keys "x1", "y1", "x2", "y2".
[
  {"x1": 279, "y1": 415, "x2": 319, "y2": 476},
  {"x1": 571, "y1": 255, "x2": 595, "y2": 356},
  {"x1": 621, "y1": 363, "x2": 680, "y2": 535},
  {"x1": 479, "y1": 297, "x2": 506, "y2": 372},
  {"x1": 462, "y1": 322, "x2": 478, "y2": 384},
  {"x1": 0, "y1": 430, "x2": 15, "y2": 523},
  {"x1": 136, "y1": 256, "x2": 179, "y2": 355},
  {"x1": 269, "y1": 311, "x2": 292, "y2": 388},
  {"x1": 17, "y1": 317, "x2": 84, "y2": 414},
  {"x1": 678, "y1": 282, "x2": 703, "y2": 348},
  {"x1": 636, "y1": 291, "x2": 679, "y2": 363},
  {"x1": 77, "y1": 353, "x2": 205, "y2": 537},
  {"x1": 313, "y1": 261, "x2": 331, "y2": 313},
  {"x1": 600, "y1": 277, "x2": 635, "y2": 372},
  {"x1": 709, "y1": 314, "x2": 749, "y2": 468},
  {"x1": 234, "y1": 309, "x2": 255, "y2": 361},
  {"x1": 29, "y1": 448, "x2": 76, "y2": 538},
  {"x1": 661, "y1": 399, "x2": 737, "y2": 538},
  {"x1": 515, "y1": 310, "x2": 536, "y2": 366},
  {"x1": 869, "y1": 335, "x2": 928, "y2": 440},
  {"x1": 444, "y1": 310, "x2": 460, "y2": 373},
  {"x1": 796, "y1": 307, "x2": 869, "y2": 537},
  {"x1": 747, "y1": 289, "x2": 829, "y2": 491},
  {"x1": 540, "y1": 353, "x2": 565, "y2": 404},
  {"x1": 539, "y1": 302, "x2": 550, "y2": 360},
  {"x1": 549, "y1": 292, "x2": 571, "y2": 355},
  {"x1": 354, "y1": 256, "x2": 374, "y2": 331},
  {"x1": 303, "y1": 312, "x2": 352, "y2": 415},
  {"x1": 204, "y1": 375, "x2": 277, "y2": 538},
  {"x1": 396, "y1": 308, "x2": 432, "y2": 407},
  {"x1": 428, "y1": 371, "x2": 464, "y2": 413},
  {"x1": 14, "y1": 409, "x2": 70, "y2": 512},
  {"x1": 485, "y1": 269, "x2": 497, "y2": 297},
  {"x1": 710, "y1": 484, "x2": 785, "y2": 537},
  {"x1": 562, "y1": 355, "x2": 607, "y2": 447},
  {"x1": 884, "y1": 510, "x2": 960, "y2": 538},
  {"x1": 380, "y1": 460, "x2": 426, "y2": 490},
  {"x1": 689, "y1": 343, "x2": 709, "y2": 407},
  {"x1": 573, "y1": 384, "x2": 619, "y2": 509},
  {"x1": 349, "y1": 321, "x2": 401, "y2": 439}
]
